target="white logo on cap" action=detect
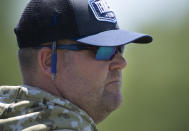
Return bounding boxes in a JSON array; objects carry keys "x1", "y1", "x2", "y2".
[{"x1": 88, "y1": 0, "x2": 117, "y2": 23}]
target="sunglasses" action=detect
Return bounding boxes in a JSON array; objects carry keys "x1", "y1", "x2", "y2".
[
  {"x1": 40, "y1": 44, "x2": 125, "y2": 61},
  {"x1": 36, "y1": 44, "x2": 124, "y2": 60},
  {"x1": 34, "y1": 42, "x2": 125, "y2": 80}
]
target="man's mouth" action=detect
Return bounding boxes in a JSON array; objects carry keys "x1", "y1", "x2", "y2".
[
  {"x1": 109, "y1": 80, "x2": 121, "y2": 84},
  {"x1": 106, "y1": 79, "x2": 121, "y2": 87}
]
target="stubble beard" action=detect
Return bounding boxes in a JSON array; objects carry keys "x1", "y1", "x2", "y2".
[{"x1": 91, "y1": 86, "x2": 123, "y2": 124}]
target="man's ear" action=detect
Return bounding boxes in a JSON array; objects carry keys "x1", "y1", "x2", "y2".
[{"x1": 38, "y1": 48, "x2": 52, "y2": 78}]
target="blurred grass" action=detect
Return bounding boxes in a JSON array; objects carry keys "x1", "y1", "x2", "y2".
[
  {"x1": 0, "y1": 1, "x2": 189, "y2": 131},
  {"x1": 0, "y1": 0, "x2": 22, "y2": 85}
]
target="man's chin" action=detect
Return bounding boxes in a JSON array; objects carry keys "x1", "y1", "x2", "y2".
[
  {"x1": 111, "y1": 92, "x2": 122, "y2": 110},
  {"x1": 102, "y1": 91, "x2": 123, "y2": 112},
  {"x1": 92, "y1": 92, "x2": 122, "y2": 124}
]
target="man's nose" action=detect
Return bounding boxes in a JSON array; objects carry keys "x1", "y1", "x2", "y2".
[{"x1": 109, "y1": 53, "x2": 127, "y2": 71}]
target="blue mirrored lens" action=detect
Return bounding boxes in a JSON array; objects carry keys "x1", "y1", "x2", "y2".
[{"x1": 96, "y1": 47, "x2": 116, "y2": 60}]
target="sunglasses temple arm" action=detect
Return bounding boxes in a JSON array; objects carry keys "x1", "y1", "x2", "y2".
[{"x1": 51, "y1": 41, "x2": 57, "y2": 80}]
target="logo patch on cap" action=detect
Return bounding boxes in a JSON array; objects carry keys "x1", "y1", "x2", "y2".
[{"x1": 88, "y1": 0, "x2": 117, "y2": 23}]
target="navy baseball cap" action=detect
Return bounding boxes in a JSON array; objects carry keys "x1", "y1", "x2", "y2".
[{"x1": 14, "y1": 0, "x2": 153, "y2": 48}]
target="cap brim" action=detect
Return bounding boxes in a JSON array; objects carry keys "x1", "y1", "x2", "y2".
[{"x1": 77, "y1": 29, "x2": 153, "y2": 46}]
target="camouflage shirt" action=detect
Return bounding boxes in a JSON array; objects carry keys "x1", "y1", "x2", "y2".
[{"x1": 0, "y1": 85, "x2": 98, "y2": 131}]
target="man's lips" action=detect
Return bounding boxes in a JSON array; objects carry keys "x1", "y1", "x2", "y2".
[
  {"x1": 109, "y1": 80, "x2": 121, "y2": 84},
  {"x1": 105, "y1": 80, "x2": 122, "y2": 93},
  {"x1": 106, "y1": 79, "x2": 121, "y2": 86}
]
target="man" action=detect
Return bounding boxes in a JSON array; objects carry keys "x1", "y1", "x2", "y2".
[{"x1": 0, "y1": 0, "x2": 152, "y2": 130}]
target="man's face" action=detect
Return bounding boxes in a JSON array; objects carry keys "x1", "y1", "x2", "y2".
[{"x1": 54, "y1": 40, "x2": 126, "y2": 123}]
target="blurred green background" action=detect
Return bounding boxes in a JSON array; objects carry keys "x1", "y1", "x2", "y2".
[{"x1": 0, "y1": 0, "x2": 189, "y2": 131}]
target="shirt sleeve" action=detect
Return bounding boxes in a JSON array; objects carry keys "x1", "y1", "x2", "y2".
[
  {"x1": 53, "y1": 129, "x2": 76, "y2": 131},
  {"x1": 22, "y1": 124, "x2": 76, "y2": 131}
]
